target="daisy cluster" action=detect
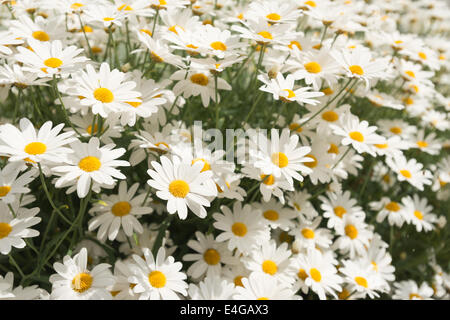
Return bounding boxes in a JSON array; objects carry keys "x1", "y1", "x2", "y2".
[{"x1": 0, "y1": 0, "x2": 449, "y2": 301}]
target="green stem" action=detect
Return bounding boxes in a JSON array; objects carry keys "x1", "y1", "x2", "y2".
[
  {"x1": 152, "y1": 214, "x2": 174, "y2": 256},
  {"x1": 77, "y1": 13, "x2": 94, "y2": 60},
  {"x1": 332, "y1": 146, "x2": 351, "y2": 169},
  {"x1": 37, "y1": 163, "x2": 73, "y2": 226},
  {"x1": 9, "y1": 254, "x2": 25, "y2": 279},
  {"x1": 244, "y1": 91, "x2": 264, "y2": 124}
]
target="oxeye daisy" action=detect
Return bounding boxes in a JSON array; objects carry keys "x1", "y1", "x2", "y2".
[
  {"x1": 213, "y1": 202, "x2": 270, "y2": 255},
  {"x1": 170, "y1": 68, "x2": 231, "y2": 107},
  {"x1": 0, "y1": 271, "x2": 45, "y2": 300},
  {"x1": 247, "y1": 0, "x2": 302, "y2": 24},
  {"x1": 330, "y1": 113, "x2": 385, "y2": 156},
  {"x1": 182, "y1": 231, "x2": 236, "y2": 280},
  {"x1": 0, "y1": 162, "x2": 36, "y2": 204},
  {"x1": 363, "y1": 235, "x2": 395, "y2": 291},
  {"x1": 252, "y1": 199, "x2": 297, "y2": 231},
  {"x1": 15, "y1": 39, "x2": 88, "y2": 78},
  {"x1": 401, "y1": 194, "x2": 437, "y2": 232},
  {"x1": 147, "y1": 155, "x2": 216, "y2": 220},
  {"x1": 49, "y1": 248, "x2": 115, "y2": 300},
  {"x1": 286, "y1": 190, "x2": 318, "y2": 220},
  {"x1": 369, "y1": 197, "x2": 409, "y2": 227},
  {"x1": 319, "y1": 190, "x2": 365, "y2": 231},
  {"x1": 232, "y1": 17, "x2": 293, "y2": 45},
  {"x1": 334, "y1": 215, "x2": 372, "y2": 259},
  {"x1": 52, "y1": 137, "x2": 130, "y2": 198},
  {"x1": 410, "y1": 129, "x2": 441, "y2": 155},
  {"x1": 135, "y1": 32, "x2": 185, "y2": 69},
  {"x1": 0, "y1": 32, "x2": 23, "y2": 56},
  {"x1": 9, "y1": 15, "x2": 65, "y2": 43},
  {"x1": 110, "y1": 259, "x2": 141, "y2": 300},
  {"x1": 196, "y1": 24, "x2": 241, "y2": 59},
  {"x1": 331, "y1": 48, "x2": 390, "y2": 89},
  {"x1": 257, "y1": 73, "x2": 324, "y2": 105},
  {"x1": 128, "y1": 247, "x2": 188, "y2": 300},
  {"x1": 289, "y1": 217, "x2": 333, "y2": 251},
  {"x1": 0, "y1": 200, "x2": 41, "y2": 255},
  {"x1": 385, "y1": 154, "x2": 433, "y2": 191},
  {"x1": 88, "y1": 181, "x2": 153, "y2": 241},
  {"x1": 392, "y1": 280, "x2": 434, "y2": 300},
  {"x1": 84, "y1": 3, "x2": 127, "y2": 28},
  {"x1": 67, "y1": 62, "x2": 142, "y2": 118},
  {"x1": 0, "y1": 63, "x2": 50, "y2": 89},
  {"x1": 339, "y1": 259, "x2": 382, "y2": 299},
  {"x1": 292, "y1": 248, "x2": 343, "y2": 300},
  {"x1": 243, "y1": 240, "x2": 295, "y2": 285},
  {"x1": 0, "y1": 118, "x2": 76, "y2": 165},
  {"x1": 233, "y1": 272, "x2": 300, "y2": 300},
  {"x1": 188, "y1": 276, "x2": 236, "y2": 300},
  {"x1": 250, "y1": 128, "x2": 313, "y2": 186}
]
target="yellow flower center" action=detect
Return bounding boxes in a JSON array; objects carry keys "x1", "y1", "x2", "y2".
[
  {"x1": 288, "y1": 41, "x2": 302, "y2": 50},
  {"x1": 322, "y1": 87, "x2": 334, "y2": 95},
  {"x1": 409, "y1": 293, "x2": 422, "y2": 300},
  {"x1": 414, "y1": 210, "x2": 423, "y2": 220},
  {"x1": 305, "y1": 1, "x2": 316, "y2": 7},
  {"x1": 168, "y1": 180, "x2": 190, "y2": 198},
  {"x1": 322, "y1": 111, "x2": 339, "y2": 122},
  {"x1": 118, "y1": 4, "x2": 133, "y2": 11},
  {"x1": 126, "y1": 101, "x2": 142, "y2": 108},
  {"x1": 92, "y1": 46, "x2": 102, "y2": 54},
  {"x1": 103, "y1": 17, "x2": 114, "y2": 22},
  {"x1": 298, "y1": 268, "x2": 308, "y2": 281},
  {"x1": 349, "y1": 131, "x2": 364, "y2": 142},
  {"x1": 151, "y1": 51, "x2": 164, "y2": 63},
  {"x1": 262, "y1": 260, "x2": 278, "y2": 275},
  {"x1": 263, "y1": 210, "x2": 279, "y2": 221},
  {"x1": 203, "y1": 248, "x2": 221, "y2": 265},
  {"x1": 210, "y1": 41, "x2": 227, "y2": 51},
  {"x1": 301, "y1": 228, "x2": 315, "y2": 239},
  {"x1": 349, "y1": 65, "x2": 364, "y2": 75},
  {"x1": 304, "y1": 61, "x2": 322, "y2": 73},
  {"x1": 192, "y1": 158, "x2": 211, "y2": 172},
  {"x1": 257, "y1": 31, "x2": 273, "y2": 40},
  {"x1": 271, "y1": 152, "x2": 288, "y2": 168},
  {"x1": 338, "y1": 288, "x2": 350, "y2": 300},
  {"x1": 405, "y1": 70, "x2": 415, "y2": 78},
  {"x1": 334, "y1": 206, "x2": 347, "y2": 218},
  {"x1": 266, "y1": 13, "x2": 281, "y2": 21},
  {"x1": 168, "y1": 25, "x2": 184, "y2": 34},
  {"x1": 94, "y1": 88, "x2": 114, "y2": 103},
  {"x1": 0, "y1": 186, "x2": 11, "y2": 198},
  {"x1": 24, "y1": 142, "x2": 47, "y2": 155},
  {"x1": 418, "y1": 52, "x2": 427, "y2": 60},
  {"x1": 190, "y1": 73, "x2": 209, "y2": 86},
  {"x1": 44, "y1": 57, "x2": 63, "y2": 68},
  {"x1": 400, "y1": 169, "x2": 412, "y2": 179},
  {"x1": 289, "y1": 123, "x2": 302, "y2": 133},
  {"x1": 385, "y1": 201, "x2": 400, "y2": 212},
  {"x1": 310, "y1": 268, "x2": 321, "y2": 282},
  {"x1": 371, "y1": 261, "x2": 378, "y2": 272},
  {"x1": 72, "y1": 273, "x2": 93, "y2": 293},
  {"x1": 416, "y1": 141, "x2": 428, "y2": 148},
  {"x1": 328, "y1": 143, "x2": 339, "y2": 154},
  {"x1": 231, "y1": 222, "x2": 247, "y2": 237},
  {"x1": 32, "y1": 30, "x2": 50, "y2": 41},
  {"x1": 375, "y1": 143, "x2": 388, "y2": 149},
  {"x1": 111, "y1": 201, "x2": 131, "y2": 217},
  {"x1": 390, "y1": 126, "x2": 402, "y2": 134},
  {"x1": 260, "y1": 174, "x2": 275, "y2": 185},
  {"x1": 304, "y1": 154, "x2": 318, "y2": 168},
  {"x1": 78, "y1": 156, "x2": 101, "y2": 172},
  {"x1": 148, "y1": 271, "x2": 166, "y2": 288},
  {"x1": 257, "y1": 297, "x2": 270, "y2": 300},
  {"x1": 140, "y1": 29, "x2": 152, "y2": 37},
  {"x1": 345, "y1": 224, "x2": 358, "y2": 239},
  {"x1": 234, "y1": 276, "x2": 244, "y2": 287},
  {"x1": 70, "y1": 3, "x2": 84, "y2": 10},
  {"x1": 0, "y1": 223, "x2": 12, "y2": 239},
  {"x1": 354, "y1": 276, "x2": 368, "y2": 288},
  {"x1": 283, "y1": 89, "x2": 296, "y2": 98}
]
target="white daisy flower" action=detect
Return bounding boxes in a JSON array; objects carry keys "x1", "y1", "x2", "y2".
[
  {"x1": 128, "y1": 247, "x2": 188, "y2": 300},
  {"x1": 393, "y1": 280, "x2": 434, "y2": 300},
  {"x1": 88, "y1": 181, "x2": 153, "y2": 241},
  {"x1": 242, "y1": 240, "x2": 295, "y2": 286},
  {"x1": 334, "y1": 215, "x2": 372, "y2": 259},
  {"x1": 188, "y1": 276, "x2": 236, "y2": 300},
  {"x1": 52, "y1": 137, "x2": 130, "y2": 198},
  {"x1": 252, "y1": 199, "x2": 297, "y2": 231},
  {"x1": 385, "y1": 154, "x2": 433, "y2": 191},
  {"x1": 0, "y1": 162, "x2": 36, "y2": 204},
  {"x1": 110, "y1": 259, "x2": 141, "y2": 300},
  {"x1": 292, "y1": 248, "x2": 343, "y2": 300},
  {"x1": 15, "y1": 39, "x2": 88, "y2": 78},
  {"x1": 233, "y1": 272, "x2": 301, "y2": 300},
  {"x1": 49, "y1": 248, "x2": 114, "y2": 300},
  {"x1": 213, "y1": 202, "x2": 270, "y2": 255},
  {"x1": 182, "y1": 231, "x2": 236, "y2": 280},
  {"x1": 339, "y1": 259, "x2": 382, "y2": 299},
  {"x1": 147, "y1": 155, "x2": 216, "y2": 220},
  {"x1": 330, "y1": 113, "x2": 385, "y2": 156},
  {"x1": 257, "y1": 73, "x2": 324, "y2": 105},
  {"x1": 0, "y1": 272, "x2": 43, "y2": 300},
  {"x1": 290, "y1": 217, "x2": 333, "y2": 251},
  {"x1": 0, "y1": 118, "x2": 76, "y2": 165},
  {"x1": 286, "y1": 190, "x2": 318, "y2": 220},
  {"x1": 369, "y1": 197, "x2": 409, "y2": 227},
  {"x1": 401, "y1": 194, "x2": 437, "y2": 232}
]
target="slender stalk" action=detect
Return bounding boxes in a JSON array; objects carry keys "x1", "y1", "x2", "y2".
[
  {"x1": 152, "y1": 214, "x2": 174, "y2": 256},
  {"x1": 77, "y1": 13, "x2": 94, "y2": 60},
  {"x1": 37, "y1": 163, "x2": 73, "y2": 226},
  {"x1": 52, "y1": 76, "x2": 83, "y2": 136},
  {"x1": 9, "y1": 254, "x2": 25, "y2": 278},
  {"x1": 249, "y1": 44, "x2": 266, "y2": 91},
  {"x1": 244, "y1": 91, "x2": 264, "y2": 124},
  {"x1": 332, "y1": 146, "x2": 351, "y2": 169}
]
